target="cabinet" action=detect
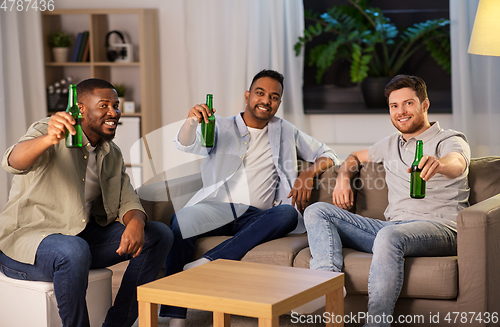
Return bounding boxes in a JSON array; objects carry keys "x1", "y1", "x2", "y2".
[
  {"x1": 114, "y1": 117, "x2": 142, "y2": 188},
  {"x1": 41, "y1": 9, "x2": 161, "y2": 187}
]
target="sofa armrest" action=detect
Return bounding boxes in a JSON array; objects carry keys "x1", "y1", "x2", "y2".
[{"x1": 456, "y1": 193, "x2": 500, "y2": 315}]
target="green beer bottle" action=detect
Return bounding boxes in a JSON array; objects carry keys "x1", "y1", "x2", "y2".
[
  {"x1": 65, "y1": 84, "x2": 83, "y2": 148},
  {"x1": 410, "y1": 140, "x2": 425, "y2": 198},
  {"x1": 201, "y1": 94, "x2": 215, "y2": 147}
]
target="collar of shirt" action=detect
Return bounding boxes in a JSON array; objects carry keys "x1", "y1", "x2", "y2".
[
  {"x1": 235, "y1": 112, "x2": 280, "y2": 138},
  {"x1": 235, "y1": 113, "x2": 249, "y2": 137},
  {"x1": 399, "y1": 121, "x2": 441, "y2": 148},
  {"x1": 81, "y1": 132, "x2": 111, "y2": 158},
  {"x1": 235, "y1": 113, "x2": 282, "y2": 167}
]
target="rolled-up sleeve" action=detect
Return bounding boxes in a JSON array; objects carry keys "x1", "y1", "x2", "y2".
[
  {"x1": 174, "y1": 122, "x2": 213, "y2": 157},
  {"x1": 2, "y1": 144, "x2": 26, "y2": 174},
  {"x1": 2, "y1": 120, "x2": 50, "y2": 175}
]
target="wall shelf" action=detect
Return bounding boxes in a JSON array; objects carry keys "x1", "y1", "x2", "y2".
[{"x1": 41, "y1": 8, "x2": 161, "y2": 187}]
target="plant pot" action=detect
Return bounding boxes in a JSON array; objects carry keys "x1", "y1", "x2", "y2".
[
  {"x1": 52, "y1": 47, "x2": 69, "y2": 63},
  {"x1": 361, "y1": 77, "x2": 393, "y2": 109}
]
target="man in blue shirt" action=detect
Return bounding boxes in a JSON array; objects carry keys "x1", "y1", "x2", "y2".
[{"x1": 161, "y1": 70, "x2": 339, "y2": 326}]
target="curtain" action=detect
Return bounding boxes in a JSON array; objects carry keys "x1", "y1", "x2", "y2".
[
  {"x1": 181, "y1": 0, "x2": 306, "y2": 130},
  {"x1": 450, "y1": 0, "x2": 500, "y2": 157},
  {"x1": 0, "y1": 12, "x2": 46, "y2": 208}
]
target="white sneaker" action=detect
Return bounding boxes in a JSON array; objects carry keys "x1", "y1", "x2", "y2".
[
  {"x1": 169, "y1": 318, "x2": 186, "y2": 327},
  {"x1": 291, "y1": 287, "x2": 347, "y2": 314},
  {"x1": 183, "y1": 257, "x2": 210, "y2": 271}
]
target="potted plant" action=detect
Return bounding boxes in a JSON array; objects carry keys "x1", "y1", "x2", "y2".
[
  {"x1": 114, "y1": 84, "x2": 126, "y2": 112},
  {"x1": 295, "y1": 0, "x2": 451, "y2": 108},
  {"x1": 48, "y1": 30, "x2": 73, "y2": 63}
]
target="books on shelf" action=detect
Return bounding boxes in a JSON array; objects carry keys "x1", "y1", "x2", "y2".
[
  {"x1": 71, "y1": 31, "x2": 89, "y2": 62},
  {"x1": 71, "y1": 33, "x2": 83, "y2": 62},
  {"x1": 81, "y1": 35, "x2": 90, "y2": 62}
]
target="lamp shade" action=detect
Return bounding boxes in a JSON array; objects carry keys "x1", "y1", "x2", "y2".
[{"x1": 468, "y1": 0, "x2": 500, "y2": 56}]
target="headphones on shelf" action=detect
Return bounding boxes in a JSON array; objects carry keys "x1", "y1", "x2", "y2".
[{"x1": 105, "y1": 30, "x2": 127, "y2": 62}]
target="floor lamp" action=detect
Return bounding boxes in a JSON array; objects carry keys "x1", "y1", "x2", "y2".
[{"x1": 468, "y1": 0, "x2": 500, "y2": 56}]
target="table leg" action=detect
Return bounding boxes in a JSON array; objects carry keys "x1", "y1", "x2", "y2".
[
  {"x1": 325, "y1": 287, "x2": 344, "y2": 327},
  {"x1": 213, "y1": 312, "x2": 230, "y2": 327},
  {"x1": 138, "y1": 301, "x2": 158, "y2": 327},
  {"x1": 258, "y1": 316, "x2": 279, "y2": 327}
]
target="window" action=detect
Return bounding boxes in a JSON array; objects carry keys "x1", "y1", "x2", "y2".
[{"x1": 301, "y1": 0, "x2": 451, "y2": 114}]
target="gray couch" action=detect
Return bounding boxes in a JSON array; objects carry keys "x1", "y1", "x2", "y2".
[{"x1": 137, "y1": 157, "x2": 500, "y2": 327}]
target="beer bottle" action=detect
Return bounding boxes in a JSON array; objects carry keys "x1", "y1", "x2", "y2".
[
  {"x1": 201, "y1": 94, "x2": 215, "y2": 147},
  {"x1": 65, "y1": 84, "x2": 83, "y2": 148},
  {"x1": 410, "y1": 140, "x2": 425, "y2": 198}
]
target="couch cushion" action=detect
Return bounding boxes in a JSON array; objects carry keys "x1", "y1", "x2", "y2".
[
  {"x1": 293, "y1": 247, "x2": 457, "y2": 300},
  {"x1": 354, "y1": 162, "x2": 388, "y2": 220},
  {"x1": 468, "y1": 156, "x2": 500, "y2": 205},
  {"x1": 309, "y1": 167, "x2": 336, "y2": 206},
  {"x1": 293, "y1": 246, "x2": 311, "y2": 269},
  {"x1": 195, "y1": 234, "x2": 309, "y2": 267}
]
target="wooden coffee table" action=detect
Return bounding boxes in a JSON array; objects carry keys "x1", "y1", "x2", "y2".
[{"x1": 137, "y1": 259, "x2": 344, "y2": 327}]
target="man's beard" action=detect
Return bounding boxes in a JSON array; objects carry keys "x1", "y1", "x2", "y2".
[
  {"x1": 392, "y1": 115, "x2": 426, "y2": 135},
  {"x1": 88, "y1": 119, "x2": 116, "y2": 142},
  {"x1": 252, "y1": 103, "x2": 273, "y2": 120}
]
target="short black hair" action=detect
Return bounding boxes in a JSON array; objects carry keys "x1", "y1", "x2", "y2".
[
  {"x1": 384, "y1": 75, "x2": 428, "y2": 103},
  {"x1": 76, "y1": 78, "x2": 115, "y2": 101},
  {"x1": 249, "y1": 69, "x2": 284, "y2": 94}
]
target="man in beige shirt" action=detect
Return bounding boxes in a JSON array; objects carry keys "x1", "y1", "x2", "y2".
[{"x1": 0, "y1": 78, "x2": 173, "y2": 327}]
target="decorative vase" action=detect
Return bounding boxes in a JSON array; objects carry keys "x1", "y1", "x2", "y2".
[
  {"x1": 361, "y1": 77, "x2": 393, "y2": 109},
  {"x1": 52, "y1": 47, "x2": 69, "y2": 63}
]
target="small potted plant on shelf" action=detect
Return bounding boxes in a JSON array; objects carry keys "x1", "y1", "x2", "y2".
[
  {"x1": 295, "y1": 0, "x2": 451, "y2": 108},
  {"x1": 114, "y1": 84, "x2": 126, "y2": 112},
  {"x1": 48, "y1": 30, "x2": 73, "y2": 63}
]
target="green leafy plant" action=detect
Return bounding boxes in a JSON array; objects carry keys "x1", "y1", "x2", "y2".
[
  {"x1": 48, "y1": 30, "x2": 73, "y2": 48},
  {"x1": 114, "y1": 84, "x2": 126, "y2": 97},
  {"x1": 295, "y1": 0, "x2": 451, "y2": 84}
]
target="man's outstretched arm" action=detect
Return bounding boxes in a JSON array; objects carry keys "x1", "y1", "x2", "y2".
[
  {"x1": 8, "y1": 112, "x2": 76, "y2": 170},
  {"x1": 409, "y1": 152, "x2": 467, "y2": 181}
]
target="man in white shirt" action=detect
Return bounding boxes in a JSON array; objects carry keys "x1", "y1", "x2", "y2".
[{"x1": 161, "y1": 70, "x2": 339, "y2": 326}]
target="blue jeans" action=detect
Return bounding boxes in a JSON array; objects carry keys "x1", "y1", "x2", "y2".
[
  {"x1": 304, "y1": 203, "x2": 457, "y2": 327},
  {"x1": 159, "y1": 203, "x2": 298, "y2": 319},
  {"x1": 0, "y1": 221, "x2": 173, "y2": 327}
]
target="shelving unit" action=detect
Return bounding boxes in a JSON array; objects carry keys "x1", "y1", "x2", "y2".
[{"x1": 41, "y1": 8, "x2": 161, "y2": 187}]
